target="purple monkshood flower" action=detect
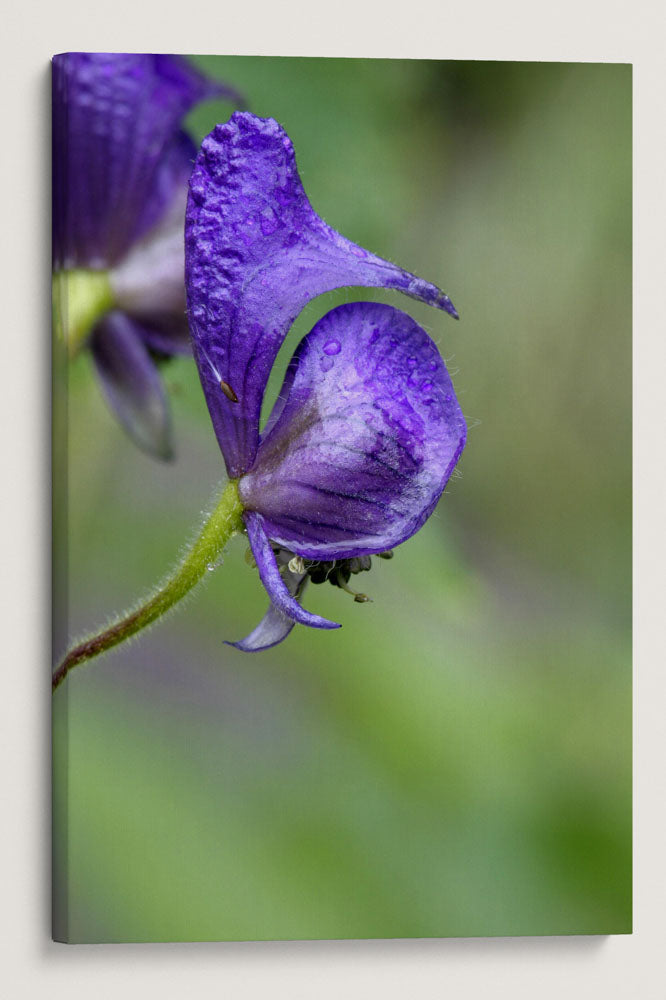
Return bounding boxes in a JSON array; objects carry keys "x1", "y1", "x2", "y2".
[
  {"x1": 185, "y1": 113, "x2": 466, "y2": 650},
  {"x1": 52, "y1": 52, "x2": 243, "y2": 458}
]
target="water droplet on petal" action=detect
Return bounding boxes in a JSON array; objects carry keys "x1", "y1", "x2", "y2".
[
  {"x1": 320, "y1": 356, "x2": 334, "y2": 372},
  {"x1": 323, "y1": 339, "x2": 341, "y2": 356},
  {"x1": 407, "y1": 357, "x2": 418, "y2": 369}
]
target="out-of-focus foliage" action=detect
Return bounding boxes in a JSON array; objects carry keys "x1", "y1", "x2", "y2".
[{"x1": 53, "y1": 58, "x2": 631, "y2": 941}]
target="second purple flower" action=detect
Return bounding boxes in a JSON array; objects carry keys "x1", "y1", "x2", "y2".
[{"x1": 53, "y1": 53, "x2": 243, "y2": 458}]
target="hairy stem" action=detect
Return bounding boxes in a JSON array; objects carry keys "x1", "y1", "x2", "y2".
[
  {"x1": 52, "y1": 480, "x2": 244, "y2": 693},
  {"x1": 53, "y1": 269, "x2": 115, "y2": 357}
]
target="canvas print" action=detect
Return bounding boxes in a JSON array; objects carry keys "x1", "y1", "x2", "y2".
[{"x1": 52, "y1": 54, "x2": 631, "y2": 942}]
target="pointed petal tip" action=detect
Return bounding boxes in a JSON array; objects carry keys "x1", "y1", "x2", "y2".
[
  {"x1": 224, "y1": 638, "x2": 267, "y2": 653},
  {"x1": 439, "y1": 293, "x2": 459, "y2": 320},
  {"x1": 128, "y1": 420, "x2": 175, "y2": 462},
  {"x1": 224, "y1": 619, "x2": 341, "y2": 654},
  {"x1": 153, "y1": 439, "x2": 176, "y2": 463},
  {"x1": 145, "y1": 412, "x2": 176, "y2": 463}
]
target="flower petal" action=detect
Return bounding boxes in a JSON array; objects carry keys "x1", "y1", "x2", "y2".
[
  {"x1": 238, "y1": 302, "x2": 466, "y2": 559},
  {"x1": 136, "y1": 319, "x2": 191, "y2": 357},
  {"x1": 185, "y1": 112, "x2": 459, "y2": 478},
  {"x1": 90, "y1": 311, "x2": 173, "y2": 460},
  {"x1": 110, "y1": 132, "x2": 194, "y2": 335},
  {"x1": 226, "y1": 564, "x2": 308, "y2": 652},
  {"x1": 52, "y1": 53, "x2": 235, "y2": 269},
  {"x1": 242, "y1": 512, "x2": 340, "y2": 632}
]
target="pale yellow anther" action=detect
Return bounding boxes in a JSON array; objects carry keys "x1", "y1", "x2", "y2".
[{"x1": 288, "y1": 555, "x2": 305, "y2": 574}]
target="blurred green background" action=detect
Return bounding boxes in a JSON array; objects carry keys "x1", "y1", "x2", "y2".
[{"x1": 53, "y1": 58, "x2": 631, "y2": 942}]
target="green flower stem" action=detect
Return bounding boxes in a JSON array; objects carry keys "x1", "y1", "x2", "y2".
[
  {"x1": 52, "y1": 269, "x2": 115, "y2": 357},
  {"x1": 52, "y1": 480, "x2": 244, "y2": 693}
]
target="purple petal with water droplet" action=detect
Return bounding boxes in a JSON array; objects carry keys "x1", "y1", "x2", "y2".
[
  {"x1": 185, "y1": 112, "x2": 459, "y2": 477},
  {"x1": 239, "y1": 302, "x2": 466, "y2": 558}
]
